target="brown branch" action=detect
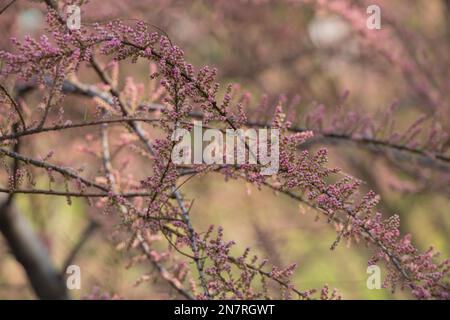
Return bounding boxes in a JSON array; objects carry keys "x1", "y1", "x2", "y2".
[
  {"x1": 0, "y1": 147, "x2": 182, "y2": 222},
  {"x1": 0, "y1": 146, "x2": 109, "y2": 191},
  {"x1": 0, "y1": 196, "x2": 69, "y2": 299},
  {"x1": 0, "y1": 117, "x2": 158, "y2": 142},
  {"x1": 0, "y1": 187, "x2": 153, "y2": 198},
  {"x1": 0, "y1": 0, "x2": 16, "y2": 15},
  {"x1": 227, "y1": 256, "x2": 310, "y2": 299}
]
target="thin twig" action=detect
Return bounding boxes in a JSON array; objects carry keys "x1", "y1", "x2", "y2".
[
  {"x1": 0, "y1": 84, "x2": 26, "y2": 130},
  {"x1": 0, "y1": 117, "x2": 158, "y2": 141},
  {"x1": 176, "y1": 197, "x2": 211, "y2": 299},
  {"x1": 0, "y1": 0, "x2": 16, "y2": 15}
]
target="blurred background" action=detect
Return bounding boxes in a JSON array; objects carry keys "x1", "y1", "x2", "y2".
[{"x1": 0, "y1": 0, "x2": 449, "y2": 299}]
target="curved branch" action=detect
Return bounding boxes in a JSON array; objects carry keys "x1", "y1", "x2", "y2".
[{"x1": 59, "y1": 79, "x2": 450, "y2": 167}]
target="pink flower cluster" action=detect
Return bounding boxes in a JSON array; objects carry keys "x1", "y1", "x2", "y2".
[{"x1": 0, "y1": 0, "x2": 448, "y2": 300}]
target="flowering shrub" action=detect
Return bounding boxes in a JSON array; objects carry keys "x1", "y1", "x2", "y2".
[{"x1": 0, "y1": 0, "x2": 448, "y2": 300}]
